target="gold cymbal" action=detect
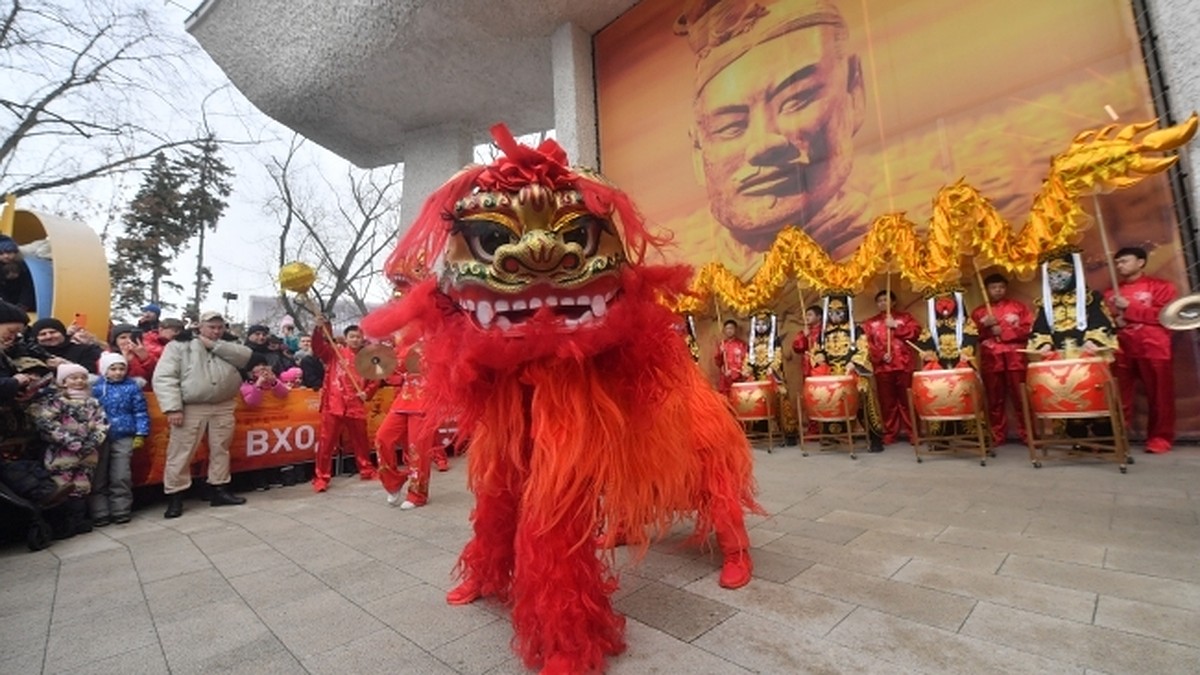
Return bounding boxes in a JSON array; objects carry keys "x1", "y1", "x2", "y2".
[
  {"x1": 354, "y1": 344, "x2": 397, "y2": 380},
  {"x1": 1161, "y1": 293, "x2": 1200, "y2": 331}
]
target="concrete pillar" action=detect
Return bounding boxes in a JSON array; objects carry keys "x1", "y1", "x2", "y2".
[
  {"x1": 1142, "y1": 0, "x2": 1200, "y2": 232},
  {"x1": 551, "y1": 22, "x2": 598, "y2": 170},
  {"x1": 399, "y1": 125, "x2": 475, "y2": 231}
]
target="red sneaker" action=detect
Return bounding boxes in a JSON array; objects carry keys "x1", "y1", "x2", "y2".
[
  {"x1": 436, "y1": 459, "x2": 449, "y2": 472},
  {"x1": 359, "y1": 469, "x2": 378, "y2": 481},
  {"x1": 446, "y1": 579, "x2": 482, "y2": 605},
  {"x1": 312, "y1": 477, "x2": 329, "y2": 493},
  {"x1": 1145, "y1": 438, "x2": 1172, "y2": 454},
  {"x1": 718, "y1": 549, "x2": 753, "y2": 589}
]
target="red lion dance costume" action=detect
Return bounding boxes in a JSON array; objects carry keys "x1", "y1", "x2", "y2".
[{"x1": 364, "y1": 126, "x2": 761, "y2": 674}]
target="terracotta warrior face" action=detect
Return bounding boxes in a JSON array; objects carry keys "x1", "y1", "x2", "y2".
[{"x1": 441, "y1": 183, "x2": 628, "y2": 335}]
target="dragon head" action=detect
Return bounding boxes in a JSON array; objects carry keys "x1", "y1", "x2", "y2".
[{"x1": 1050, "y1": 113, "x2": 1197, "y2": 194}]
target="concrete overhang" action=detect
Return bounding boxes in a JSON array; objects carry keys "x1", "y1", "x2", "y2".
[{"x1": 186, "y1": 0, "x2": 638, "y2": 168}]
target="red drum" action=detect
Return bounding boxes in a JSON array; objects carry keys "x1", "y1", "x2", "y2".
[
  {"x1": 802, "y1": 375, "x2": 859, "y2": 422},
  {"x1": 730, "y1": 381, "x2": 776, "y2": 420},
  {"x1": 1026, "y1": 357, "x2": 1111, "y2": 418},
  {"x1": 911, "y1": 368, "x2": 980, "y2": 420}
]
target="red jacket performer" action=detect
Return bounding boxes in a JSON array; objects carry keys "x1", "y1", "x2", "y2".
[
  {"x1": 374, "y1": 338, "x2": 447, "y2": 509},
  {"x1": 1104, "y1": 246, "x2": 1177, "y2": 453},
  {"x1": 971, "y1": 273, "x2": 1033, "y2": 446},
  {"x1": 862, "y1": 290, "x2": 920, "y2": 446},
  {"x1": 714, "y1": 319, "x2": 748, "y2": 394},
  {"x1": 311, "y1": 321, "x2": 380, "y2": 492}
]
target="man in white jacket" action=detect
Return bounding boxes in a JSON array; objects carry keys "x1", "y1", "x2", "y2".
[{"x1": 153, "y1": 310, "x2": 252, "y2": 518}]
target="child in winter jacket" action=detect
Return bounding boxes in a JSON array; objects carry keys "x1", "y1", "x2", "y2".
[
  {"x1": 28, "y1": 363, "x2": 109, "y2": 538},
  {"x1": 90, "y1": 352, "x2": 150, "y2": 525}
]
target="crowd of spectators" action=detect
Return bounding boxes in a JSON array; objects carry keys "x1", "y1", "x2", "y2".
[{"x1": 0, "y1": 301, "x2": 338, "y2": 542}]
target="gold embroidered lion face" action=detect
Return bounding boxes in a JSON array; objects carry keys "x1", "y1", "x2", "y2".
[{"x1": 441, "y1": 182, "x2": 628, "y2": 333}]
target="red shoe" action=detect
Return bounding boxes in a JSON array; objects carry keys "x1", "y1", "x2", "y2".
[
  {"x1": 446, "y1": 579, "x2": 482, "y2": 605},
  {"x1": 312, "y1": 477, "x2": 329, "y2": 493},
  {"x1": 436, "y1": 459, "x2": 449, "y2": 472},
  {"x1": 718, "y1": 549, "x2": 753, "y2": 589},
  {"x1": 359, "y1": 469, "x2": 378, "y2": 480},
  {"x1": 1145, "y1": 438, "x2": 1172, "y2": 454}
]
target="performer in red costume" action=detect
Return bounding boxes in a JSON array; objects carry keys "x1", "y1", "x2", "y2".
[
  {"x1": 790, "y1": 305, "x2": 822, "y2": 377},
  {"x1": 311, "y1": 322, "x2": 380, "y2": 492},
  {"x1": 363, "y1": 125, "x2": 762, "y2": 674},
  {"x1": 970, "y1": 273, "x2": 1033, "y2": 446},
  {"x1": 714, "y1": 319, "x2": 748, "y2": 394},
  {"x1": 1104, "y1": 246, "x2": 1177, "y2": 453},
  {"x1": 862, "y1": 290, "x2": 919, "y2": 446}
]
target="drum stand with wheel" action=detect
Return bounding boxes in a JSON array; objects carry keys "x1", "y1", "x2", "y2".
[
  {"x1": 1019, "y1": 357, "x2": 1130, "y2": 473},
  {"x1": 798, "y1": 375, "x2": 871, "y2": 459},
  {"x1": 907, "y1": 368, "x2": 991, "y2": 466},
  {"x1": 729, "y1": 381, "x2": 778, "y2": 453}
]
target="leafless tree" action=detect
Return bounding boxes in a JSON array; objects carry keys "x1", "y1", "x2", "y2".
[
  {"x1": 267, "y1": 135, "x2": 402, "y2": 332},
  {"x1": 1, "y1": 0, "x2": 224, "y2": 200}
]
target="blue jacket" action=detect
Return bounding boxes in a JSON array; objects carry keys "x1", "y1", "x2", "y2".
[{"x1": 92, "y1": 377, "x2": 151, "y2": 439}]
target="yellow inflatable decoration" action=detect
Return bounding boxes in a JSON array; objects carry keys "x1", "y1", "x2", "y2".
[
  {"x1": 1, "y1": 194, "x2": 112, "y2": 331},
  {"x1": 676, "y1": 114, "x2": 1198, "y2": 315}
]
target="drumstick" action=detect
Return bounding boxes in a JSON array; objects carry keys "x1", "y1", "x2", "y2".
[
  {"x1": 1093, "y1": 193, "x2": 1123, "y2": 303},
  {"x1": 973, "y1": 258, "x2": 996, "y2": 321},
  {"x1": 886, "y1": 270, "x2": 893, "y2": 359},
  {"x1": 300, "y1": 293, "x2": 366, "y2": 397}
]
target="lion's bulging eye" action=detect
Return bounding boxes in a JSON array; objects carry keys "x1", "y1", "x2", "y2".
[
  {"x1": 456, "y1": 219, "x2": 517, "y2": 263},
  {"x1": 559, "y1": 216, "x2": 604, "y2": 256}
]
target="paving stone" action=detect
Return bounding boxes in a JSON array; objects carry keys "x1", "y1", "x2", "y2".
[
  {"x1": 893, "y1": 559, "x2": 1096, "y2": 622},
  {"x1": 961, "y1": 601, "x2": 1200, "y2": 673},
  {"x1": 613, "y1": 581, "x2": 736, "y2": 642},
  {"x1": 935, "y1": 525, "x2": 1106, "y2": 566},
  {"x1": 257, "y1": 588, "x2": 387, "y2": 658},
  {"x1": 788, "y1": 564, "x2": 977, "y2": 631},
  {"x1": 848, "y1": 530, "x2": 1007, "y2": 573},
  {"x1": 1093, "y1": 594, "x2": 1200, "y2": 648},
  {"x1": 1000, "y1": 554, "x2": 1200, "y2": 612}
]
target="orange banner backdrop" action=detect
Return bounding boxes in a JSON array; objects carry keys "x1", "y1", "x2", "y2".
[{"x1": 131, "y1": 389, "x2": 396, "y2": 488}]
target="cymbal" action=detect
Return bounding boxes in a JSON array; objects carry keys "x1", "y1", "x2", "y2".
[
  {"x1": 354, "y1": 344, "x2": 397, "y2": 380},
  {"x1": 1161, "y1": 293, "x2": 1200, "y2": 331}
]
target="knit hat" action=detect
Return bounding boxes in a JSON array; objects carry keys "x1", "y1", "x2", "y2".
[
  {"x1": 99, "y1": 352, "x2": 127, "y2": 376},
  {"x1": 0, "y1": 300, "x2": 29, "y2": 324},
  {"x1": 246, "y1": 324, "x2": 270, "y2": 336},
  {"x1": 0, "y1": 234, "x2": 19, "y2": 254},
  {"x1": 30, "y1": 317, "x2": 67, "y2": 336},
  {"x1": 280, "y1": 367, "x2": 302, "y2": 383},
  {"x1": 109, "y1": 323, "x2": 139, "y2": 342},
  {"x1": 56, "y1": 363, "x2": 88, "y2": 384},
  {"x1": 141, "y1": 303, "x2": 162, "y2": 316},
  {"x1": 280, "y1": 315, "x2": 295, "y2": 328}
]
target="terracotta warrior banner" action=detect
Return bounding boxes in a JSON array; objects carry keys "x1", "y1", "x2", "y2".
[{"x1": 595, "y1": 0, "x2": 1198, "y2": 437}]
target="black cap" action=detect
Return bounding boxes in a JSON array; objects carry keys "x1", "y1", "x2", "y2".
[{"x1": 0, "y1": 300, "x2": 29, "y2": 324}]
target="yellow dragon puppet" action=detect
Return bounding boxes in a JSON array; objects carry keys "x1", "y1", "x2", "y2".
[{"x1": 363, "y1": 125, "x2": 762, "y2": 674}]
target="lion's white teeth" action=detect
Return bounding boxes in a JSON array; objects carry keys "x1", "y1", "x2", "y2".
[
  {"x1": 495, "y1": 316, "x2": 513, "y2": 331},
  {"x1": 546, "y1": 297, "x2": 559, "y2": 307},
  {"x1": 575, "y1": 295, "x2": 590, "y2": 307},
  {"x1": 590, "y1": 295, "x2": 607, "y2": 318},
  {"x1": 475, "y1": 301, "x2": 494, "y2": 327},
  {"x1": 557, "y1": 296, "x2": 573, "y2": 306},
  {"x1": 529, "y1": 297, "x2": 543, "y2": 309},
  {"x1": 495, "y1": 299, "x2": 510, "y2": 313},
  {"x1": 512, "y1": 299, "x2": 527, "y2": 311}
]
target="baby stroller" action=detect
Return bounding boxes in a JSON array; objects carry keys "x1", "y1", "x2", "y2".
[{"x1": 0, "y1": 432, "x2": 69, "y2": 551}]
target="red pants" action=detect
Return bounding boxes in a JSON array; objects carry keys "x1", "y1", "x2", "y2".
[
  {"x1": 374, "y1": 411, "x2": 445, "y2": 505},
  {"x1": 316, "y1": 413, "x2": 372, "y2": 481},
  {"x1": 874, "y1": 371, "x2": 912, "y2": 443},
  {"x1": 1114, "y1": 356, "x2": 1175, "y2": 448},
  {"x1": 981, "y1": 369, "x2": 1027, "y2": 446}
]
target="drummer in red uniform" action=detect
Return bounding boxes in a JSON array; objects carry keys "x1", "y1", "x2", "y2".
[
  {"x1": 970, "y1": 273, "x2": 1033, "y2": 446},
  {"x1": 790, "y1": 305, "x2": 823, "y2": 378},
  {"x1": 715, "y1": 319, "x2": 748, "y2": 395},
  {"x1": 1104, "y1": 246, "x2": 1177, "y2": 454},
  {"x1": 862, "y1": 290, "x2": 920, "y2": 446}
]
